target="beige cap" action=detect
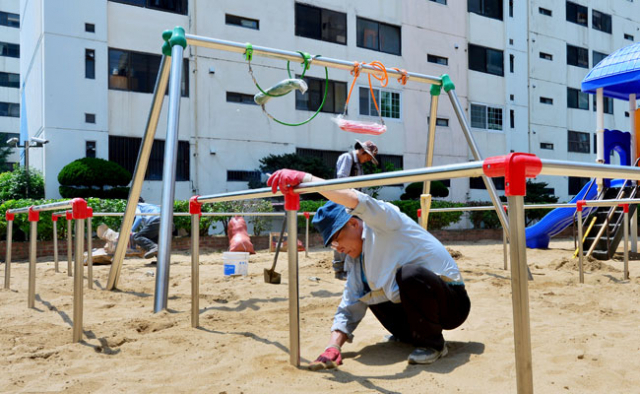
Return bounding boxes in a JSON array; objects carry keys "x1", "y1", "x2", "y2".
[{"x1": 354, "y1": 139, "x2": 379, "y2": 165}]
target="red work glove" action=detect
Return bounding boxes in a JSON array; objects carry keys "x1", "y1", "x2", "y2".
[
  {"x1": 308, "y1": 346, "x2": 342, "y2": 371},
  {"x1": 266, "y1": 169, "x2": 307, "y2": 194}
]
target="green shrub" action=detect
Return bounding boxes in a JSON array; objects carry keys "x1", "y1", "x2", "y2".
[
  {"x1": 468, "y1": 201, "x2": 503, "y2": 229},
  {"x1": 58, "y1": 158, "x2": 131, "y2": 199},
  {"x1": 0, "y1": 167, "x2": 45, "y2": 201},
  {"x1": 391, "y1": 200, "x2": 464, "y2": 230}
]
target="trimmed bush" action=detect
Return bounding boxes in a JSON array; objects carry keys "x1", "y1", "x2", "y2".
[
  {"x1": 0, "y1": 167, "x2": 45, "y2": 201},
  {"x1": 58, "y1": 158, "x2": 132, "y2": 199},
  {"x1": 400, "y1": 181, "x2": 449, "y2": 200}
]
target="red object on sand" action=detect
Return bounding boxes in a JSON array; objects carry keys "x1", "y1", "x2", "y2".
[{"x1": 228, "y1": 216, "x2": 255, "y2": 254}]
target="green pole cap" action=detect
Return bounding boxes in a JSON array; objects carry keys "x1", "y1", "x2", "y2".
[
  {"x1": 430, "y1": 83, "x2": 442, "y2": 96},
  {"x1": 162, "y1": 41, "x2": 172, "y2": 57},
  {"x1": 168, "y1": 26, "x2": 187, "y2": 50},
  {"x1": 162, "y1": 29, "x2": 173, "y2": 42},
  {"x1": 441, "y1": 74, "x2": 455, "y2": 92}
]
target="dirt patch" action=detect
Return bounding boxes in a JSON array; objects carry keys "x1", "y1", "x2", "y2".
[
  {"x1": 553, "y1": 256, "x2": 620, "y2": 272},
  {"x1": 447, "y1": 248, "x2": 462, "y2": 259}
]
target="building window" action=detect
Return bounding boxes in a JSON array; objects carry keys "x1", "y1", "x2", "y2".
[
  {"x1": 295, "y1": 3, "x2": 346, "y2": 45},
  {"x1": 0, "y1": 11, "x2": 20, "y2": 28},
  {"x1": 109, "y1": 135, "x2": 190, "y2": 181},
  {"x1": 0, "y1": 102, "x2": 19, "y2": 117},
  {"x1": 540, "y1": 142, "x2": 554, "y2": 150},
  {"x1": 593, "y1": 95, "x2": 614, "y2": 114},
  {"x1": 568, "y1": 130, "x2": 590, "y2": 153},
  {"x1": 509, "y1": 0, "x2": 513, "y2": 17},
  {"x1": 540, "y1": 97, "x2": 553, "y2": 105},
  {"x1": 624, "y1": 33, "x2": 635, "y2": 41},
  {"x1": 356, "y1": 17, "x2": 401, "y2": 55},
  {"x1": 510, "y1": 109, "x2": 514, "y2": 128},
  {"x1": 567, "y1": 44, "x2": 588, "y2": 68},
  {"x1": 566, "y1": 1, "x2": 588, "y2": 27},
  {"x1": 0, "y1": 72, "x2": 19, "y2": 88},
  {"x1": 430, "y1": 0, "x2": 447, "y2": 4},
  {"x1": 470, "y1": 176, "x2": 505, "y2": 190},
  {"x1": 468, "y1": 0, "x2": 503, "y2": 21},
  {"x1": 225, "y1": 14, "x2": 259, "y2": 30},
  {"x1": 295, "y1": 76, "x2": 346, "y2": 114},
  {"x1": 359, "y1": 87, "x2": 400, "y2": 119},
  {"x1": 470, "y1": 103, "x2": 503, "y2": 131},
  {"x1": 592, "y1": 10, "x2": 611, "y2": 34},
  {"x1": 108, "y1": 48, "x2": 189, "y2": 96},
  {"x1": 469, "y1": 44, "x2": 504, "y2": 76},
  {"x1": 592, "y1": 50, "x2": 607, "y2": 66},
  {"x1": 85, "y1": 23, "x2": 95, "y2": 33},
  {"x1": 0, "y1": 41, "x2": 19, "y2": 58},
  {"x1": 108, "y1": 0, "x2": 187, "y2": 15},
  {"x1": 427, "y1": 54, "x2": 448, "y2": 66},
  {"x1": 625, "y1": 111, "x2": 630, "y2": 117},
  {"x1": 428, "y1": 117, "x2": 450, "y2": 127},
  {"x1": 227, "y1": 170, "x2": 261, "y2": 182},
  {"x1": 86, "y1": 141, "x2": 96, "y2": 158},
  {"x1": 85, "y1": 113, "x2": 96, "y2": 123},
  {"x1": 539, "y1": 52, "x2": 553, "y2": 61},
  {"x1": 226, "y1": 92, "x2": 257, "y2": 105},
  {"x1": 568, "y1": 176, "x2": 590, "y2": 195},
  {"x1": 539, "y1": 7, "x2": 552, "y2": 16},
  {"x1": 85, "y1": 49, "x2": 95, "y2": 79},
  {"x1": 510, "y1": 94, "x2": 514, "y2": 101},
  {"x1": 567, "y1": 87, "x2": 589, "y2": 110},
  {"x1": 509, "y1": 54, "x2": 514, "y2": 73}
]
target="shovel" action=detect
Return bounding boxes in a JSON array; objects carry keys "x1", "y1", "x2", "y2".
[{"x1": 264, "y1": 217, "x2": 286, "y2": 284}]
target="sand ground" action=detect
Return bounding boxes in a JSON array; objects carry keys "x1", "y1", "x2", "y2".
[{"x1": 1, "y1": 239, "x2": 639, "y2": 393}]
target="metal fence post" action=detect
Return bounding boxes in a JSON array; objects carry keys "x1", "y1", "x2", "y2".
[
  {"x1": 577, "y1": 203, "x2": 585, "y2": 284},
  {"x1": 4, "y1": 212, "x2": 14, "y2": 290},
  {"x1": 622, "y1": 204, "x2": 630, "y2": 280},
  {"x1": 284, "y1": 193, "x2": 301, "y2": 367},
  {"x1": 72, "y1": 200, "x2": 88, "y2": 343},
  {"x1": 52, "y1": 214, "x2": 59, "y2": 273},
  {"x1": 304, "y1": 212, "x2": 310, "y2": 258},
  {"x1": 86, "y1": 209, "x2": 93, "y2": 289},
  {"x1": 27, "y1": 207, "x2": 39, "y2": 308},
  {"x1": 66, "y1": 211, "x2": 73, "y2": 277},
  {"x1": 190, "y1": 197, "x2": 201, "y2": 328}
]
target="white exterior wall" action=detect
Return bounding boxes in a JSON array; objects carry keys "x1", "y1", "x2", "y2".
[
  {"x1": 528, "y1": 0, "x2": 640, "y2": 200},
  {"x1": 0, "y1": 0, "x2": 20, "y2": 166}
]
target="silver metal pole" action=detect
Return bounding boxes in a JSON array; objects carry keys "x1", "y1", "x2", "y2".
[
  {"x1": 423, "y1": 92, "x2": 439, "y2": 195},
  {"x1": 73, "y1": 218, "x2": 85, "y2": 343},
  {"x1": 28, "y1": 220, "x2": 37, "y2": 308},
  {"x1": 305, "y1": 216, "x2": 309, "y2": 258},
  {"x1": 632, "y1": 210, "x2": 638, "y2": 253},
  {"x1": 506, "y1": 196, "x2": 534, "y2": 394},
  {"x1": 447, "y1": 89, "x2": 509, "y2": 233},
  {"x1": 191, "y1": 213, "x2": 200, "y2": 328},
  {"x1": 185, "y1": 35, "x2": 441, "y2": 85},
  {"x1": 503, "y1": 230, "x2": 508, "y2": 271},
  {"x1": 154, "y1": 45, "x2": 185, "y2": 312},
  {"x1": 197, "y1": 162, "x2": 485, "y2": 204},
  {"x1": 4, "y1": 220, "x2": 12, "y2": 289},
  {"x1": 577, "y1": 209, "x2": 584, "y2": 284},
  {"x1": 286, "y1": 209, "x2": 300, "y2": 367},
  {"x1": 67, "y1": 218, "x2": 73, "y2": 277},
  {"x1": 624, "y1": 209, "x2": 629, "y2": 280},
  {"x1": 87, "y1": 217, "x2": 93, "y2": 290},
  {"x1": 53, "y1": 219, "x2": 59, "y2": 273},
  {"x1": 107, "y1": 55, "x2": 171, "y2": 290},
  {"x1": 539, "y1": 159, "x2": 640, "y2": 179}
]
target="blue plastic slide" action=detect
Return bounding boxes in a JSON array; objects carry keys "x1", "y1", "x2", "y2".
[{"x1": 525, "y1": 180, "x2": 598, "y2": 249}]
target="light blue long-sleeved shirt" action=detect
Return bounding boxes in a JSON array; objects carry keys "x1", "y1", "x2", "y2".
[
  {"x1": 330, "y1": 192, "x2": 462, "y2": 340},
  {"x1": 336, "y1": 150, "x2": 363, "y2": 178},
  {"x1": 131, "y1": 203, "x2": 161, "y2": 232}
]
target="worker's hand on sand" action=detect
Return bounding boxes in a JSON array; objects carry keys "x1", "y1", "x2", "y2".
[
  {"x1": 308, "y1": 346, "x2": 342, "y2": 371},
  {"x1": 267, "y1": 169, "x2": 310, "y2": 194}
]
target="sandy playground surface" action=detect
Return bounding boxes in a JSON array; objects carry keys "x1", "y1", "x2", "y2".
[{"x1": 1, "y1": 238, "x2": 639, "y2": 393}]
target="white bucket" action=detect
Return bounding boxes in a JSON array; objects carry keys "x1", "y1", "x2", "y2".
[{"x1": 223, "y1": 252, "x2": 249, "y2": 276}]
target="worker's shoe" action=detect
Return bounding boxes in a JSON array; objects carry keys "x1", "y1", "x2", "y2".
[
  {"x1": 408, "y1": 345, "x2": 448, "y2": 365},
  {"x1": 144, "y1": 246, "x2": 158, "y2": 259}
]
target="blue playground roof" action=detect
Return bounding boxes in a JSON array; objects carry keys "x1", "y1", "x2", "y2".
[{"x1": 582, "y1": 41, "x2": 640, "y2": 101}]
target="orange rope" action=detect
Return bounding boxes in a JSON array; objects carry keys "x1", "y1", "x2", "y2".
[
  {"x1": 391, "y1": 68, "x2": 408, "y2": 85},
  {"x1": 344, "y1": 61, "x2": 388, "y2": 116}
]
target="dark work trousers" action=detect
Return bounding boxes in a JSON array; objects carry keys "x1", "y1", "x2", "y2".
[
  {"x1": 132, "y1": 217, "x2": 161, "y2": 252},
  {"x1": 368, "y1": 265, "x2": 471, "y2": 350}
]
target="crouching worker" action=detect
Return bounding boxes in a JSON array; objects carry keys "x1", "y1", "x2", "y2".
[{"x1": 267, "y1": 169, "x2": 470, "y2": 369}]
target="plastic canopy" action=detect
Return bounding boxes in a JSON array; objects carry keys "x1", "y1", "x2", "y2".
[{"x1": 581, "y1": 41, "x2": 640, "y2": 101}]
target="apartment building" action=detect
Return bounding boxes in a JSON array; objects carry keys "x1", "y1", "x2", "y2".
[
  {"x1": 0, "y1": 0, "x2": 20, "y2": 169},
  {"x1": 466, "y1": 0, "x2": 639, "y2": 202},
  {"x1": 19, "y1": 0, "x2": 470, "y2": 202}
]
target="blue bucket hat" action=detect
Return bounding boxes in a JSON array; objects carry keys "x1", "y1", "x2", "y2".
[{"x1": 312, "y1": 201, "x2": 352, "y2": 247}]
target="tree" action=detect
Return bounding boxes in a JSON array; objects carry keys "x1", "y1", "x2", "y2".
[
  {"x1": 0, "y1": 167, "x2": 45, "y2": 201},
  {"x1": 0, "y1": 138, "x2": 13, "y2": 172},
  {"x1": 58, "y1": 158, "x2": 132, "y2": 199},
  {"x1": 523, "y1": 179, "x2": 559, "y2": 225}
]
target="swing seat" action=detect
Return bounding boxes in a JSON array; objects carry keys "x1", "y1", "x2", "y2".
[
  {"x1": 332, "y1": 116, "x2": 387, "y2": 136},
  {"x1": 254, "y1": 78, "x2": 308, "y2": 105}
]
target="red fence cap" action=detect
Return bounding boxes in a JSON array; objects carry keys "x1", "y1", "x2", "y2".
[
  {"x1": 189, "y1": 195, "x2": 202, "y2": 215},
  {"x1": 483, "y1": 153, "x2": 542, "y2": 197},
  {"x1": 5, "y1": 210, "x2": 14, "y2": 221}
]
